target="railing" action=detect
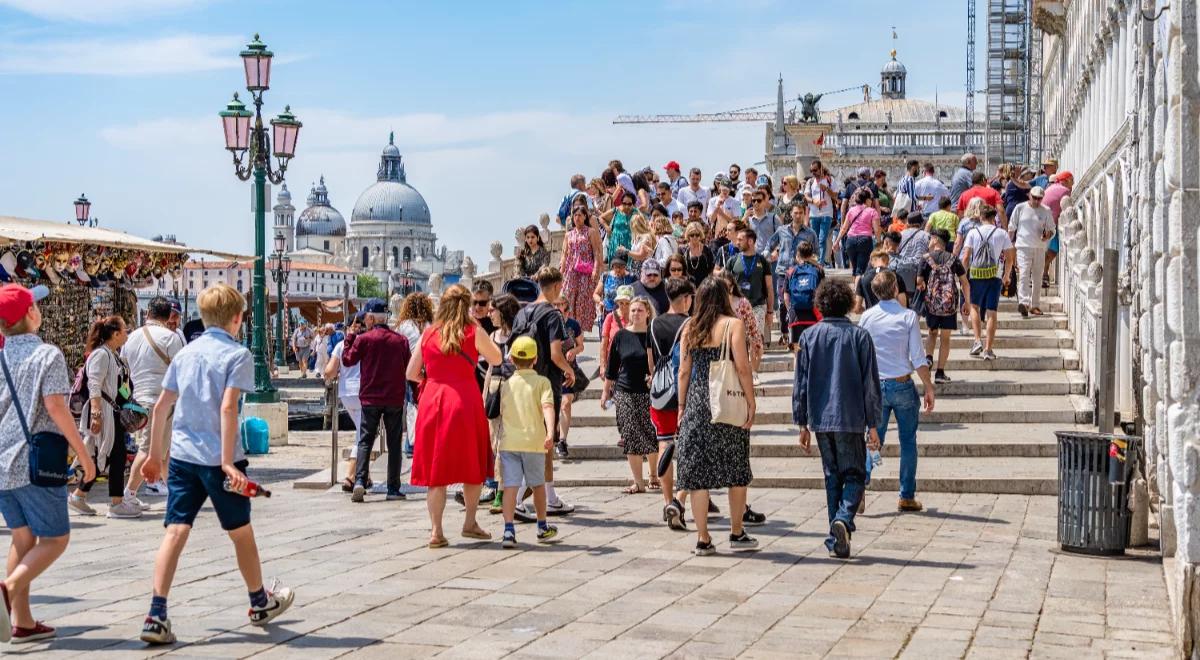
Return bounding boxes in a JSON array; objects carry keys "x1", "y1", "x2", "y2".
[
  {"x1": 456, "y1": 213, "x2": 566, "y2": 294},
  {"x1": 826, "y1": 131, "x2": 985, "y2": 154}
]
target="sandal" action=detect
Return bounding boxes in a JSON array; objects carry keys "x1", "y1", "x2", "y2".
[
  {"x1": 428, "y1": 537, "x2": 449, "y2": 549},
  {"x1": 461, "y1": 527, "x2": 492, "y2": 541},
  {"x1": 341, "y1": 478, "x2": 354, "y2": 493},
  {"x1": 1042, "y1": 275, "x2": 1051, "y2": 288},
  {"x1": 647, "y1": 481, "x2": 662, "y2": 492},
  {"x1": 1030, "y1": 307, "x2": 1044, "y2": 316},
  {"x1": 623, "y1": 484, "x2": 646, "y2": 494}
]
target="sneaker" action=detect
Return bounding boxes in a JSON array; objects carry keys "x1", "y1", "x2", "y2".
[
  {"x1": 11, "y1": 622, "x2": 55, "y2": 644},
  {"x1": 1018, "y1": 303, "x2": 1029, "y2": 318},
  {"x1": 480, "y1": 488, "x2": 497, "y2": 504},
  {"x1": 536, "y1": 525, "x2": 559, "y2": 544},
  {"x1": 729, "y1": 531, "x2": 760, "y2": 552},
  {"x1": 502, "y1": 528, "x2": 517, "y2": 549},
  {"x1": 351, "y1": 482, "x2": 366, "y2": 503},
  {"x1": 925, "y1": 354, "x2": 933, "y2": 367},
  {"x1": 453, "y1": 491, "x2": 466, "y2": 506},
  {"x1": 68, "y1": 495, "x2": 96, "y2": 516},
  {"x1": 898, "y1": 498, "x2": 924, "y2": 512},
  {"x1": 742, "y1": 505, "x2": 767, "y2": 527},
  {"x1": 107, "y1": 499, "x2": 143, "y2": 519},
  {"x1": 983, "y1": 349, "x2": 997, "y2": 361},
  {"x1": 386, "y1": 490, "x2": 406, "y2": 501},
  {"x1": 545, "y1": 499, "x2": 575, "y2": 516},
  {"x1": 555, "y1": 441, "x2": 569, "y2": 459},
  {"x1": 512, "y1": 504, "x2": 536, "y2": 524},
  {"x1": 124, "y1": 491, "x2": 152, "y2": 511},
  {"x1": 664, "y1": 500, "x2": 686, "y2": 531},
  {"x1": 489, "y1": 491, "x2": 503, "y2": 514},
  {"x1": 969, "y1": 341, "x2": 984, "y2": 357},
  {"x1": 934, "y1": 370, "x2": 951, "y2": 384},
  {"x1": 143, "y1": 481, "x2": 168, "y2": 496},
  {"x1": 707, "y1": 500, "x2": 720, "y2": 516},
  {"x1": 248, "y1": 583, "x2": 295, "y2": 626},
  {"x1": 692, "y1": 539, "x2": 716, "y2": 556},
  {"x1": 140, "y1": 615, "x2": 175, "y2": 645},
  {"x1": 830, "y1": 520, "x2": 851, "y2": 559}
]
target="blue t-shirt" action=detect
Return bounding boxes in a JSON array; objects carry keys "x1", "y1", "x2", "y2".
[{"x1": 161, "y1": 327, "x2": 256, "y2": 466}]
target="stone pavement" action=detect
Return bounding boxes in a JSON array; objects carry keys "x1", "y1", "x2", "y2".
[{"x1": 2, "y1": 476, "x2": 1176, "y2": 658}]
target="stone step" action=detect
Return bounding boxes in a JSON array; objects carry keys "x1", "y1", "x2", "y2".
[
  {"x1": 570, "y1": 393, "x2": 1093, "y2": 427},
  {"x1": 551, "y1": 455, "x2": 1058, "y2": 496},
  {"x1": 764, "y1": 329, "x2": 1073, "y2": 352},
  {"x1": 560, "y1": 422, "x2": 1075, "y2": 459},
  {"x1": 753, "y1": 348, "x2": 1079, "y2": 373}
]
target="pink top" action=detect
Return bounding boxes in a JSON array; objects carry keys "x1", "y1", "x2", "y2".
[
  {"x1": 846, "y1": 205, "x2": 880, "y2": 237},
  {"x1": 1042, "y1": 183, "x2": 1070, "y2": 222}
]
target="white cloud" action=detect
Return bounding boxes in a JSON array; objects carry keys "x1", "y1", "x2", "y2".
[
  {"x1": 0, "y1": 0, "x2": 215, "y2": 22},
  {"x1": 0, "y1": 34, "x2": 241, "y2": 75}
]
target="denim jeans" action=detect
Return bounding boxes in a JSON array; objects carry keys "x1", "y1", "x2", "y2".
[
  {"x1": 845, "y1": 235, "x2": 874, "y2": 276},
  {"x1": 873, "y1": 379, "x2": 920, "y2": 500},
  {"x1": 811, "y1": 215, "x2": 833, "y2": 266},
  {"x1": 816, "y1": 431, "x2": 866, "y2": 550}
]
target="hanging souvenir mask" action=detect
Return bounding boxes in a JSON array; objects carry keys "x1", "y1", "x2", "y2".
[{"x1": 0, "y1": 251, "x2": 16, "y2": 282}]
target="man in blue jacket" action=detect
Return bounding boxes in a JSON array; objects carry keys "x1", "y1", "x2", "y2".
[{"x1": 793, "y1": 279, "x2": 881, "y2": 559}]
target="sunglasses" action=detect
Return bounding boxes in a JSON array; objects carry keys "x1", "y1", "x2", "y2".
[
  {"x1": 472, "y1": 300, "x2": 490, "y2": 307},
  {"x1": 669, "y1": 267, "x2": 685, "y2": 273}
]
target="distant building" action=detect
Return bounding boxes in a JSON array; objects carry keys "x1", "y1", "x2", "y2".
[{"x1": 182, "y1": 259, "x2": 354, "y2": 299}]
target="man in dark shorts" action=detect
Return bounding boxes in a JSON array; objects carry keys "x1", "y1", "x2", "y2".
[
  {"x1": 918, "y1": 229, "x2": 971, "y2": 383},
  {"x1": 649, "y1": 278, "x2": 692, "y2": 530}
]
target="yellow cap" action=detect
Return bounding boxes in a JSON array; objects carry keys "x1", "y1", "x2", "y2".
[{"x1": 511, "y1": 336, "x2": 538, "y2": 360}]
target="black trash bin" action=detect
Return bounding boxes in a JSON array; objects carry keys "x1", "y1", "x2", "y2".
[{"x1": 1055, "y1": 431, "x2": 1142, "y2": 555}]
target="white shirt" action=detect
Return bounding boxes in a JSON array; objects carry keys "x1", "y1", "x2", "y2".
[
  {"x1": 1008, "y1": 202, "x2": 1055, "y2": 248},
  {"x1": 914, "y1": 175, "x2": 950, "y2": 216},
  {"x1": 677, "y1": 185, "x2": 710, "y2": 210},
  {"x1": 121, "y1": 321, "x2": 184, "y2": 405},
  {"x1": 963, "y1": 224, "x2": 1014, "y2": 270},
  {"x1": 706, "y1": 195, "x2": 741, "y2": 222},
  {"x1": 329, "y1": 340, "x2": 360, "y2": 399},
  {"x1": 616, "y1": 171, "x2": 636, "y2": 195},
  {"x1": 661, "y1": 198, "x2": 686, "y2": 220},
  {"x1": 859, "y1": 299, "x2": 926, "y2": 379},
  {"x1": 805, "y1": 176, "x2": 839, "y2": 217}
]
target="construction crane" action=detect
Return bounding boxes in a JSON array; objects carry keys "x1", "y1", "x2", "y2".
[{"x1": 612, "y1": 84, "x2": 868, "y2": 125}]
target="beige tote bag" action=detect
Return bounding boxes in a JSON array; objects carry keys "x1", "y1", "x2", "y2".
[{"x1": 709, "y1": 319, "x2": 749, "y2": 426}]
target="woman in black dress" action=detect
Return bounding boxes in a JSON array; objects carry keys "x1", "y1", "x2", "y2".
[
  {"x1": 678, "y1": 221, "x2": 715, "y2": 287},
  {"x1": 675, "y1": 278, "x2": 759, "y2": 555},
  {"x1": 601, "y1": 296, "x2": 659, "y2": 494}
]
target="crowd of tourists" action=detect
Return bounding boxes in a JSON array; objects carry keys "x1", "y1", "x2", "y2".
[{"x1": 0, "y1": 150, "x2": 1075, "y2": 646}]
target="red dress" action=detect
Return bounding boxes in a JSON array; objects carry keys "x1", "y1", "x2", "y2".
[{"x1": 410, "y1": 324, "x2": 493, "y2": 487}]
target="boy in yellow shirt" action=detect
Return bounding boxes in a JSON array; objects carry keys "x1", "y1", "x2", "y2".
[{"x1": 500, "y1": 337, "x2": 559, "y2": 548}]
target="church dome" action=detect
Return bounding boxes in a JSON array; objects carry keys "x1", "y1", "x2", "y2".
[
  {"x1": 350, "y1": 133, "x2": 431, "y2": 225},
  {"x1": 276, "y1": 182, "x2": 292, "y2": 205},
  {"x1": 882, "y1": 57, "x2": 907, "y2": 75},
  {"x1": 296, "y1": 176, "x2": 347, "y2": 237}
]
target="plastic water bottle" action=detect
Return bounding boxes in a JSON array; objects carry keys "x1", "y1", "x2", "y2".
[{"x1": 869, "y1": 449, "x2": 883, "y2": 469}]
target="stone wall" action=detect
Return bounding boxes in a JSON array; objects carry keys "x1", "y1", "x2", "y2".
[
  {"x1": 1037, "y1": 0, "x2": 1199, "y2": 654},
  {"x1": 436, "y1": 213, "x2": 566, "y2": 296}
]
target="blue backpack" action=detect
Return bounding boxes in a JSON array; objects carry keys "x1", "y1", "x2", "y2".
[{"x1": 787, "y1": 263, "x2": 821, "y2": 311}]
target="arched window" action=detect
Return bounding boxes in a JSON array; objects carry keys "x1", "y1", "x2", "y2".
[
  {"x1": 938, "y1": 110, "x2": 948, "y2": 118},
  {"x1": 848, "y1": 112, "x2": 860, "y2": 120},
  {"x1": 392, "y1": 246, "x2": 400, "y2": 264},
  {"x1": 361, "y1": 247, "x2": 369, "y2": 268},
  {"x1": 403, "y1": 246, "x2": 412, "y2": 262}
]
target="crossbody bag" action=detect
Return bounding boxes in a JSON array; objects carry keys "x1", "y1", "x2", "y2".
[{"x1": 0, "y1": 349, "x2": 70, "y2": 487}]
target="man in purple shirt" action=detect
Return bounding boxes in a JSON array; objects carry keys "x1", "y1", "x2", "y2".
[{"x1": 342, "y1": 298, "x2": 411, "y2": 502}]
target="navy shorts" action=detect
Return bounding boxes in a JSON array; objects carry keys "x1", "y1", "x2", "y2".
[
  {"x1": 925, "y1": 313, "x2": 958, "y2": 330},
  {"x1": 968, "y1": 277, "x2": 1002, "y2": 312},
  {"x1": 165, "y1": 458, "x2": 252, "y2": 531},
  {"x1": 0, "y1": 484, "x2": 69, "y2": 538}
]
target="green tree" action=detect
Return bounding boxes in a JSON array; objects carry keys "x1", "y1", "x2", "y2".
[{"x1": 357, "y1": 273, "x2": 386, "y2": 299}]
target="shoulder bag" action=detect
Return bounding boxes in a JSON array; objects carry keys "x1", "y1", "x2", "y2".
[
  {"x1": 708, "y1": 320, "x2": 749, "y2": 427},
  {"x1": 142, "y1": 325, "x2": 172, "y2": 365},
  {"x1": 0, "y1": 350, "x2": 70, "y2": 487}
]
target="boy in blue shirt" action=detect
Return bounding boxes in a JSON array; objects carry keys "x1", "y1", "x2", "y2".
[{"x1": 139, "y1": 284, "x2": 293, "y2": 645}]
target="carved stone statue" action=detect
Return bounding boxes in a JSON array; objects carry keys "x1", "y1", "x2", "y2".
[
  {"x1": 800, "y1": 93, "x2": 824, "y2": 123},
  {"x1": 462, "y1": 256, "x2": 476, "y2": 282},
  {"x1": 387, "y1": 252, "x2": 397, "y2": 272},
  {"x1": 428, "y1": 272, "x2": 443, "y2": 296},
  {"x1": 489, "y1": 241, "x2": 503, "y2": 261},
  {"x1": 389, "y1": 293, "x2": 403, "y2": 317}
]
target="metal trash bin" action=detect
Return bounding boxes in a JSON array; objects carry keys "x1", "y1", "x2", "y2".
[{"x1": 1055, "y1": 431, "x2": 1142, "y2": 555}]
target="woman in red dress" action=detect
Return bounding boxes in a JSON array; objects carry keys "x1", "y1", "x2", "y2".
[{"x1": 407, "y1": 284, "x2": 502, "y2": 547}]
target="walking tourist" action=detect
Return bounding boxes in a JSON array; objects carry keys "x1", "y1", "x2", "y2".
[
  {"x1": 139, "y1": 284, "x2": 294, "y2": 645},
  {"x1": 122, "y1": 296, "x2": 184, "y2": 507},
  {"x1": 602, "y1": 297, "x2": 659, "y2": 494},
  {"x1": 69, "y1": 316, "x2": 142, "y2": 519},
  {"x1": 0, "y1": 283, "x2": 95, "y2": 644},
  {"x1": 407, "y1": 285, "x2": 502, "y2": 547},
  {"x1": 325, "y1": 313, "x2": 364, "y2": 491},
  {"x1": 1008, "y1": 186, "x2": 1056, "y2": 318},
  {"x1": 793, "y1": 279, "x2": 881, "y2": 559},
  {"x1": 1032, "y1": 157, "x2": 1058, "y2": 189},
  {"x1": 651, "y1": 215, "x2": 678, "y2": 266},
  {"x1": 895, "y1": 212, "x2": 931, "y2": 299},
  {"x1": 723, "y1": 228, "x2": 774, "y2": 350},
  {"x1": 743, "y1": 190, "x2": 778, "y2": 252},
  {"x1": 949, "y1": 152, "x2": 977, "y2": 208},
  {"x1": 804, "y1": 160, "x2": 838, "y2": 267},
  {"x1": 783, "y1": 241, "x2": 825, "y2": 350},
  {"x1": 678, "y1": 220, "x2": 716, "y2": 287},
  {"x1": 632, "y1": 258, "x2": 669, "y2": 315},
  {"x1": 1042, "y1": 170, "x2": 1073, "y2": 287},
  {"x1": 559, "y1": 205, "x2": 602, "y2": 333},
  {"x1": 600, "y1": 195, "x2": 639, "y2": 266},
  {"x1": 290, "y1": 320, "x2": 314, "y2": 378},
  {"x1": 664, "y1": 160, "x2": 685, "y2": 195},
  {"x1": 312, "y1": 324, "x2": 332, "y2": 377},
  {"x1": 961, "y1": 205, "x2": 1016, "y2": 360},
  {"x1": 497, "y1": 336, "x2": 560, "y2": 548},
  {"x1": 717, "y1": 271, "x2": 764, "y2": 376},
  {"x1": 918, "y1": 230, "x2": 971, "y2": 383},
  {"x1": 627, "y1": 211, "x2": 655, "y2": 277},
  {"x1": 706, "y1": 179, "x2": 740, "y2": 228},
  {"x1": 925, "y1": 197, "x2": 960, "y2": 252},
  {"x1": 485, "y1": 293, "x2": 520, "y2": 512},
  {"x1": 768, "y1": 202, "x2": 817, "y2": 339},
  {"x1": 555, "y1": 295, "x2": 584, "y2": 459},
  {"x1": 675, "y1": 278, "x2": 759, "y2": 556},
  {"x1": 895, "y1": 159, "x2": 919, "y2": 215},
  {"x1": 957, "y1": 171, "x2": 1008, "y2": 228},
  {"x1": 656, "y1": 180, "x2": 686, "y2": 222},
  {"x1": 859, "y1": 270, "x2": 936, "y2": 513},
  {"x1": 343, "y1": 298, "x2": 411, "y2": 502},
  {"x1": 395, "y1": 293, "x2": 434, "y2": 456},
  {"x1": 833, "y1": 188, "x2": 882, "y2": 277},
  {"x1": 518, "y1": 224, "x2": 552, "y2": 279},
  {"x1": 1002, "y1": 165, "x2": 1034, "y2": 219},
  {"x1": 856, "y1": 249, "x2": 907, "y2": 311},
  {"x1": 676, "y1": 167, "x2": 710, "y2": 210},
  {"x1": 651, "y1": 277, "x2": 692, "y2": 529},
  {"x1": 915, "y1": 163, "x2": 950, "y2": 217}
]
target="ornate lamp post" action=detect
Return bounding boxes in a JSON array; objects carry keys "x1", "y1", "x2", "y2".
[
  {"x1": 73, "y1": 194, "x2": 98, "y2": 227},
  {"x1": 269, "y1": 231, "x2": 291, "y2": 367},
  {"x1": 218, "y1": 34, "x2": 301, "y2": 404}
]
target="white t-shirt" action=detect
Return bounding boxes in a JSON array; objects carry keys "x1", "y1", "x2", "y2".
[
  {"x1": 677, "y1": 185, "x2": 710, "y2": 210},
  {"x1": 121, "y1": 322, "x2": 184, "y2": 405},
  {"x1": 706, "y1": 195, "x2": 741, "y2": 222},
  {"x1": 662, "y1": 198, "x2": 686, "y2": 219},
  {"x1": 805, "y1": 176, "x2": 839, "y2": 217},
  {"x1": 963, "y1": 225, "x2": 1013, "y2": 275},
  {"x1": 1008, "y1": 202, "x2": 1056, "y2": 248},
  {"x1": 914, "y1": 175, "x2": 950, "y2": 216},
  {"x1": 616, "y1": 171, "x2": 636, "y2": 195},
  {"x1": 329, "y1": 340, "x2": 360, "y2": 399}
]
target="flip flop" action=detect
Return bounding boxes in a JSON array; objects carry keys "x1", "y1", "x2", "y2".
[
  {"x1": 623, "y1": 484, "x2": 645, "y2": 494},
  {"x1": 1030, "y1": 307, "x2": 1044, "y2": 316},
  {"x1": 647, "y1": 481, "x2": 662, "y2": 492},
  {"x1": 461, "y1": 528, "x2": 492, "y2": 541},
  {"x1": 428, "y1": 537, "x2": 449, "y2": 549}
]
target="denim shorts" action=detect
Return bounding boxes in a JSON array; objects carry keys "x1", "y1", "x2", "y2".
[
  {"x1": 499, "y1": 451, "x2": 546, "y2": 489},
  {"x1": 165, "y1": 458, "x2": 252, "y2": 531},
  {"x1": 0, "y1": 484, "x2": 70, "y2": 538}
]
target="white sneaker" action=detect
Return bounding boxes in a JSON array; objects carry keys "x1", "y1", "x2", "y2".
[
  {"x1": 124, "y1": 490, "x2": 152, "y2": 511},
  {"x1": 143, "y1": 481, "x2": 168, "y2": 496},
  {"x1": 106, "y1": 499, "x2": 143, "y2": 519},
  {"x1": 68, "y1": 495, "x2": 96, "y2": 516}
]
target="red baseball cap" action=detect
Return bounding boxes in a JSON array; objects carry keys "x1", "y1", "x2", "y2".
[
  {"x1": 1054, "y1": 170, "x2": 1074, "y2": 183},
  {"x1": 0, "y1": 284, "x2": 49, "y2": 326},
  {"x1": 663, "y1": 160, "x2": 681, "y2": 172}
]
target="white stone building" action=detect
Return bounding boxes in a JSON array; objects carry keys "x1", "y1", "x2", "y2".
[
  {"x1": 1035, "y1": 0, "x2": 1198, "y2": 651},
  {"x1": 182, "y1": 259, "x2": 354, "y2": 299}
]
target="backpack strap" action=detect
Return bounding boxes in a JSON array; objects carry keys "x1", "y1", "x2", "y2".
[{"x1": 0, "y1": 350, "x2": 34, "y2": 447}]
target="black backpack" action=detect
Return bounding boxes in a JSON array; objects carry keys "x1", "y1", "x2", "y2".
[{"x1": 508, "y1": 302, "x2": 559, "y2": 379}]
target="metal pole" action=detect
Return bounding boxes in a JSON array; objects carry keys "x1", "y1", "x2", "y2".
[
  {"x1": 328, "y1": 381, "x2": 338, "y2": 487},
  {"x1": 248, "y1": 162, "x2": 278, "y2": 403},
  {"x1": 274, "y1": 264, "x2": 285, "y2": 367},
  {"x1": 1098, "y1": 248, "x2": 1119, "y2": 433},
  {"x1": 343, "y1": 280, "x2": 350, "y2": 325}
]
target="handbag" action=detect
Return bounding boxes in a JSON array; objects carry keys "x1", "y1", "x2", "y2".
[
  {"x1": 0, "y1": 350, "x2": 70, "y2": 487},
  {"x1": 572, "y1": 258, "x2": 595, "y2": 276},
  {"x1": 708, "y1": 319, "x2": 750, "y2": 427},
  {"x1": 570, "y1": 361, "x2": 590, "y2": 394},
  {"x1": 483, "y1": 364, "x2": 503, "y2": 420}
]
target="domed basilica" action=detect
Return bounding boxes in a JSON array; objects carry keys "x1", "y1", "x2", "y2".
[{"x1": 271, "y1": 133, "x2": 464, "y2": 294}]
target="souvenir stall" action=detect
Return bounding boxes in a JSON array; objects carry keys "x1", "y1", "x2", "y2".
[{"x1": 0, "y1": 215, "x2": 250, "y2": 369}]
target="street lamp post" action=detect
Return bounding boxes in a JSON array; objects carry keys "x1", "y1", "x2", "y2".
[
  {"x1": 73, "y1": 194, "x2": 98, "y2": 228},
  {"x1": 218, "y1": 34, "x2": 302, "y2": 404},
  {"x1": 269, "y1": 231, "x2": 291, "y2": 367}
]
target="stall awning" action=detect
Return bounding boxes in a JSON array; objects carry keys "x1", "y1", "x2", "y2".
[{"x1": 0, "y1": 215, "x2": 254, "y2": 261}]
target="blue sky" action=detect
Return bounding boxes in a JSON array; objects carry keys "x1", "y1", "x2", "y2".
[{"x1": 0, "y1": 0, "x2": 979, "y2": 264}]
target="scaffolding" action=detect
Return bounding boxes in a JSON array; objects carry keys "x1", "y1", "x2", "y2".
[
  {"x1": 985, "y1": 0, "x2": 1031, "y2": 167},
  {"x1": 1028, "y1": 23, "x2": 1045, "y2": 165},
  {"x1": 966, "y1": 0, "x2": 976, "y2": 139}
]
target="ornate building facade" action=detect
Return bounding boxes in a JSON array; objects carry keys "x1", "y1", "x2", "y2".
[{"x1": 1035, "y1": 0, "x2": 1198, "y2": 651}]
